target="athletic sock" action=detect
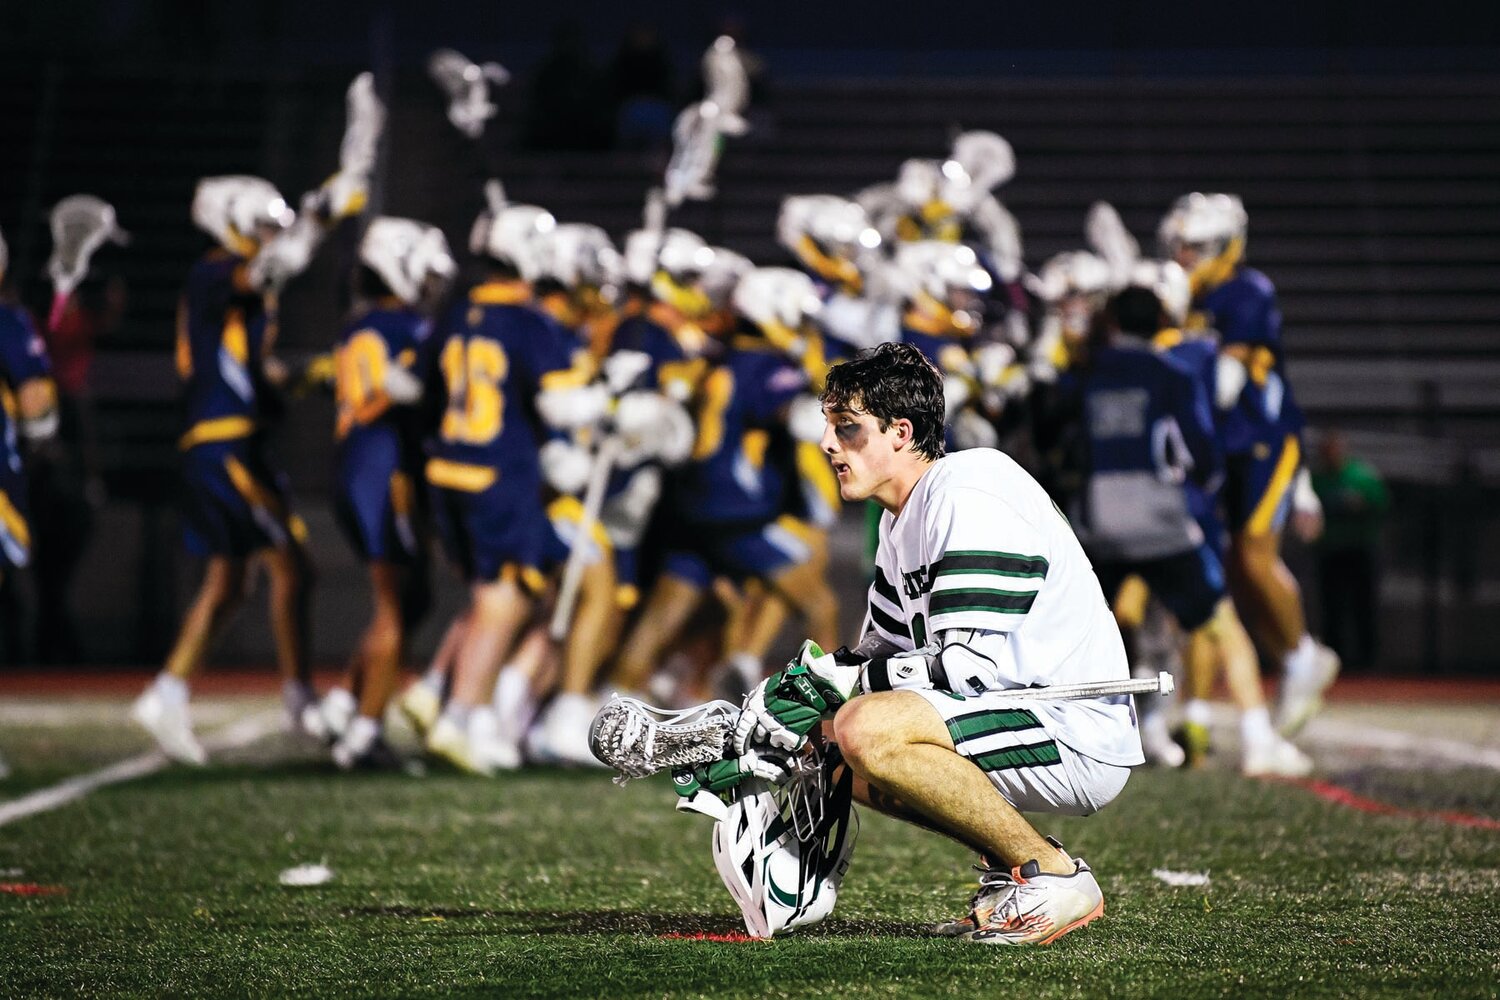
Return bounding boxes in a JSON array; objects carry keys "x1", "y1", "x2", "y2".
[
  {"x1": 1283, "y1": 634, "x2": 1319, "y2": 681},
  {"x1": 421, "y1": 667, "x2": 447, "y2": 693},
  {"x1": 154, "y1": 673, "x2": 190, "y2": 707},
  {"x1": 282, "y1": 679, "x2": 315, "y2": 714},
  {"x1": 493, "y1": 667, "x2": 534, "y2": 736},
  {"x1": 440, "y1": 704, "x2": 471, "y2": 730},
  {"x1": 1184, "y1": 698, "x2": 1212, "y2": 729},
  {"x1": 1240, "y1": 706, "x2": 1275, "y2": 747}
]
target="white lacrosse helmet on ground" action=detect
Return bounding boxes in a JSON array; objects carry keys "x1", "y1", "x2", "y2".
[
  {"x1": 777, "y1": 195, "x2": 879, "y2": 291},
  {"x1": 710, "y1": 761, "x2": 859, "y2": 938},
  {"x1": 359, "y1": 217, "x2": 456, "y2": 305},
  {"x1": 1129, "y1": 258, "x2": 1192, "y2": 327},
  {"x1": 942, "y1": 130, "x2": 1016, "y2": 213},
  {"x1": 192, "y1": 176, "x2": 295, "y2": 256},
  {"x1": 1157, "y1": 192, "x2": 1248, "y2": 258},
  {"x1": 469, "y1": 203, "x2": 554, "y2": 281},
  {"x1": 732, "y1": 267, "x2": 821, "y2": 353}
]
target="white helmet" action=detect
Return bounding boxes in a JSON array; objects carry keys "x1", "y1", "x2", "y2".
[
  {"x1": 893, "y1": 240, "x2": 992, "y2": 304},
  {"x1": 192, "y1": 176, "x2": 295, "y2": 255},
  {"x1": 469, "y1": 203, "x2": 555, "y2": 281},
  {"x1": 359, "y1": 217, "x2": 456, "y2": 305},
  {"x1": 941, "y1": 130, "x2": 1016, "y2": 212},
  {"x1": 650, "y1": 228, "x2": 716, "y2": 317},
  {"x1": 895, "y1": 158, "x2": 945, "y2": 211},
  {"x1": 777, "y1": 195, "x2": 879, "y2": 290},
  {"x1": 700, "y1": 246, "x2": 754, "y2": 311},
  {"x1": 733, "y1": 267, "x2": 821, "y2": 353},
  {"x1": 1129, "y1": 258, "x2": 1192, "y2": 328},
  {"x1": 535, "y1": 222, "x2": 621, "y2": 291},
  {"x1": 1157, "y1": 192, "x2": 1248, "y2": 257},
  {"x1": 1028, "y1": 250, "x2": 1114, "y2": 304},
  {"x1": 622, "y1": 228, "x2": 663, "y2": 288}
]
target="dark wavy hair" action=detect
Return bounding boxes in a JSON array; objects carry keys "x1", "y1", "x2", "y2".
[{"x1": 820, "y1": 342, "x2": 946, "y2": 461}]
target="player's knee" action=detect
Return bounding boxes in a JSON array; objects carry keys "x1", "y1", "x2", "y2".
[{"x1": 833, "y1": 699, "x2": 901, "y2": 778}]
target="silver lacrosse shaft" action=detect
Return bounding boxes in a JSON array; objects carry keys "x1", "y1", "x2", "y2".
[
  {"x1": 549, "y1": 435, "x2": 623, "y2": 642},
  {"x1": 990, "y1": 672, "x2": 1174, "y2": 701}
]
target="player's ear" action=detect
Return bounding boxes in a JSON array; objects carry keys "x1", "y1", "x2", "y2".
[{"x1": 890, "y1": 417, "x2": 914, "y2": 451}]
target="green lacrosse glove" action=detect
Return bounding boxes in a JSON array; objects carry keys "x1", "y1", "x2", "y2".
[{"x1": 732, "y1": 640, "x2": 864, "y2": 755}]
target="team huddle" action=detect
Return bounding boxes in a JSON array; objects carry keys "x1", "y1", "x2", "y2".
[{"x1": 0, "y1": 48, "x2": 1341, "y2": 945}]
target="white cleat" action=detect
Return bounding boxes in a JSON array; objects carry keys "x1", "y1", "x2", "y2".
[
  {"x1": 468, "y1": 706, "x2": 521, "y2": 772},
  {"x1": 130, "y1": 686, "x2": 208, "y2": 766},
  {"x1": 1242, "y1": 735, "x2": 1314, "y2": 779},
  {"x1": 934, "y1": 842, "x2": 1105, "y2": 946},
  {"x1": 527, "y1": 694, "x2": 608, "y2": 768},
  {"x1": 425, "y1": 715, "x2": 494, "y2": 777},
  {"x1": 399, "y1": 681, "x2": 442, "y2": 739},
  {"x1": 1140, "y1": 713, "x2": 1186, "y2": 769},
  {"x1": 1276, "y1": 643, "x2": 1341, "y2": 738},
  {"x1": 301, "y1": 687, "x2": 357, "y2": 745}
]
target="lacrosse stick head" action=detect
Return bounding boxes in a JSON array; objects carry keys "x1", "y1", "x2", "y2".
[
  {"x1": 1085, "y1": 200, "x2": 1141, "y2": 290},
  {"x1": 47, "y1": 195, "x2": 129, "y2": 297},
  {"x1": 340, "y1": 71, "x2": 385, "y2": 178},
  {"x1": 589, "y1": 696, "x2": 740, "y2": 782}
]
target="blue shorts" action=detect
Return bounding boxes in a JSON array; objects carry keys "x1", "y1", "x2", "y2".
[
  {"x1": 180, "y1": 440, "x2": 302, "y2": 558},
  {"x1": 662, "y1": 515, "x2": 813, "y2": 588},
  {"x1": 0, "y1": 466, "x2": 32, "y2": 570},
  {"x1": 1224, "y1": 432, "x2": 1301, "y2": 537},
  {"x1": 1095, "y1": 544, "x2": 1225, "y2": 633},
  {"x1": 428, "y1": 474, "x2": 547, "y2": 586},
  {"x1": 335, "y1": 430, "x2": 421, "y2": 563},
  {"x1": 542, "y1": 496, "x2": 643, "y2": 609}
]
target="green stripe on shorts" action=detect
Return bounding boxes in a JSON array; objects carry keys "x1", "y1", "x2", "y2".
[
  {"x1": 972, "y1": 739, "x2": 1062, "y2": 772},
  {"x1": 946, "y1": 708, "x2": 1042, "y2": 745}
]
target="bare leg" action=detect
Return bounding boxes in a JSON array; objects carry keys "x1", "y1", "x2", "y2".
[
  {"x1": 449, "y1": 573, "x2": 533, "y2": 708},
  {"x1": 834, "y1": 691, "x2": 1069, "y2": 875},
  {"x1": 1211, "y1": 598, "x2": 1267, "y2": 711},
  {"x1": 559, "y1": 558, "x2": 618, "y2": 696},
  {"x1": 264, "y1": 543, "x2": 313, "y2": 685},
  {"x1": 163, "y1": 557, "x2": 247, "y2": 680},
  {"x1": 355, "y1": 561, "x2": 405, "y2": 720},
  {"x1": 610, "y1": 574, "x2": 705, "y2": 693},
  {"x1": 1229, "y1": 529, "x2": 1305, "y2": 660}
]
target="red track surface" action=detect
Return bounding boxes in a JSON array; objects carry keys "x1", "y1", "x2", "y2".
[{"x1": 2, "y1": 671, "x2": 1498, "y2": 701}]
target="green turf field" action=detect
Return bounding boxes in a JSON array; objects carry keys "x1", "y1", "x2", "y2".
[{"x1": 2, "y1": 696, "x2": 1498, "y2": 999}]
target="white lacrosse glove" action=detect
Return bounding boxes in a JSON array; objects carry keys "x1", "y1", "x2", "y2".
[
  {"x1": 316, "y1": 170, "x2": 369, "y2": 221},
  {"x1": 602, "y1": 350, "x2": 654, "y2": 395},
  {"x1": 539, "y1": 439, "x2": 591, "y2": 496},
  {"x1": 1215, "y1": 353, "x2": 1248, "y2": 410},
  {"x1": 536, "y1": 381, "x2": 610, "y2": 431},
  {"x1": 732, "y1": 641, "x2": 862, "y2": 756}
]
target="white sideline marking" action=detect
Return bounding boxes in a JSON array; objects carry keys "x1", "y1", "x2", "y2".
[
  {"x1": 0, "y1": 711, "x2": 283, "y2": 828},
  {"x1": 1303, "y1": 717, "x2": 1500, "y2": 773}
]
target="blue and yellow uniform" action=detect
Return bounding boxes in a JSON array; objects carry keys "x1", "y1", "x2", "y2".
[
  {"x1": 0, "y1": 304, "x2": 53, "y2": 568},
  {"x1": 1193, "y1": 266, "x2": 1305, "y2": 537},
  {"x1": 175, "y1": 251, "x2": 302, "y2": 557},
  {"x1": 610, "y1": 303, "x2": 712, "y2": 402},
  {"x1": 1153, "y1": 328, "x2": 1228, "y2": 563},
  {"x1": 662, "y1": 335, "x2": 813, "y2": 587},
  {"x1": 425, "y1": 280, "x2": 588, "y2": 586},
  {"x1": 1066, "y1": 338, "x2": 1224, "y2": 631},
  {"x1": 332, "y1": 302, "x2": 430, "y2": 563}
]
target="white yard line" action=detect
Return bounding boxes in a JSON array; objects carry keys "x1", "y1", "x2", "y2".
[
  {"x1": 1206, "y1": 703, "x2": 1500, "y2": 772},
  {"x1": 0, "y1": 711, "x2": 283, "y2": 828}
]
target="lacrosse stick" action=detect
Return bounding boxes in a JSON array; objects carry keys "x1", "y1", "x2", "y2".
[
  {"x1": 46, "y1": 195, "x2": 128, "y2": 330},
  {"x1": 590, "y1": 672, "x2": 1174, "y2": 783},
  {"x1": 547, "y1": 434, "x2": 624, "y2": 642},
  {"x1": 341, "y1": 71, "x2": 384, "y2": 180},
  {"x1": 428, "y1": 48, "x2": 511, "y2": 140},
  {"x1": 1085, "y1": 200, "x2": 1141, "y2": 290}
]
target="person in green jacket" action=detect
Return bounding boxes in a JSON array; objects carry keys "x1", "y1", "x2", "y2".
[{"x1": 1311, "y1": 429, "x2": 1389, "y2": 670}]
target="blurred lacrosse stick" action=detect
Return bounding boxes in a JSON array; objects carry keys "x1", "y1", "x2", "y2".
[
  {"x1": 428, "y1": 48, "x2": 511, "y2": 139},
  {"x1": 47, "y1": 194, "x2": 129, "y2": 330}
]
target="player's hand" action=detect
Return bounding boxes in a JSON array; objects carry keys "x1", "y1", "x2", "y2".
[
  {"x1": 732, "y1": 641, "x2": 860, "y2": 755},
  {"x1": 671, "y1": 749, "x2": 793, "y2": 800}
]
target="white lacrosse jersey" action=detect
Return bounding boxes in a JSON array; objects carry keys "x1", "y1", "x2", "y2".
[{"x1": 865, "y1": 448, "x2": 1143, "y2": 766}]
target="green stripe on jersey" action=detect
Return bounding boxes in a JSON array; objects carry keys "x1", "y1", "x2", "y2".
[
  {"x1": 928, "y1": 588, "x2": 1038, "y2": 615},
  {"x1": 936, "y1": 550, "x2": 1049, "y2": 580},
  {"x1": 947, "y1": 708, "x2": 1042, "y2": 745},
  {"x1": 972, "y1": 739, "x2": 1062, "y2": 772}
]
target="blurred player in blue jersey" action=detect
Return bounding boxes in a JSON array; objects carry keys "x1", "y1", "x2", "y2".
[
  {"x1": 610, "y1": 267, "x2": 831, "y2": 700},
  {"x1": 1139, "y1": 260, "x2": 1313, "y2": 777},
  {"x1": 132, "y1": 175, "x2": 357, "y2": 765},
  {"x1": 303, "y1": 217, "x2": 456, "y2": 769},
  {"x1": 1160, "y1": 193, "x2": 1338, "y2": 737},
  {"x1": 415, "y1": 203, "x2": 601, "y2": 775},
  {"x1": 611, "y1": 228, "x2": 718, "y2": 405}
]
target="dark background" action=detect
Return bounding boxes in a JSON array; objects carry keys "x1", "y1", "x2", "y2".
[{"x1": 1, "y1": 0, "x2": 1497, "y2": 672}]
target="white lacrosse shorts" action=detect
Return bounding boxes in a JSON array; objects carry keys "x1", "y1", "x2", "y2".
[{"x1": 911, "y1": 689, "x2": 1131, "y2": 816}]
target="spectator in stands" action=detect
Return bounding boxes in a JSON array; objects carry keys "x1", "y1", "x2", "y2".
[
  {"x1": 610, "y1": 23, "x2": 676, "y2": 150},
  {"x1": 1311, "y1": 429, "x2": 1388, "y2": 670}
]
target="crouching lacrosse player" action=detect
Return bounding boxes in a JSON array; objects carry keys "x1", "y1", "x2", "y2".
[{"x1": 732, "y1": 342, "x2": 1144, "y2": 944}]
